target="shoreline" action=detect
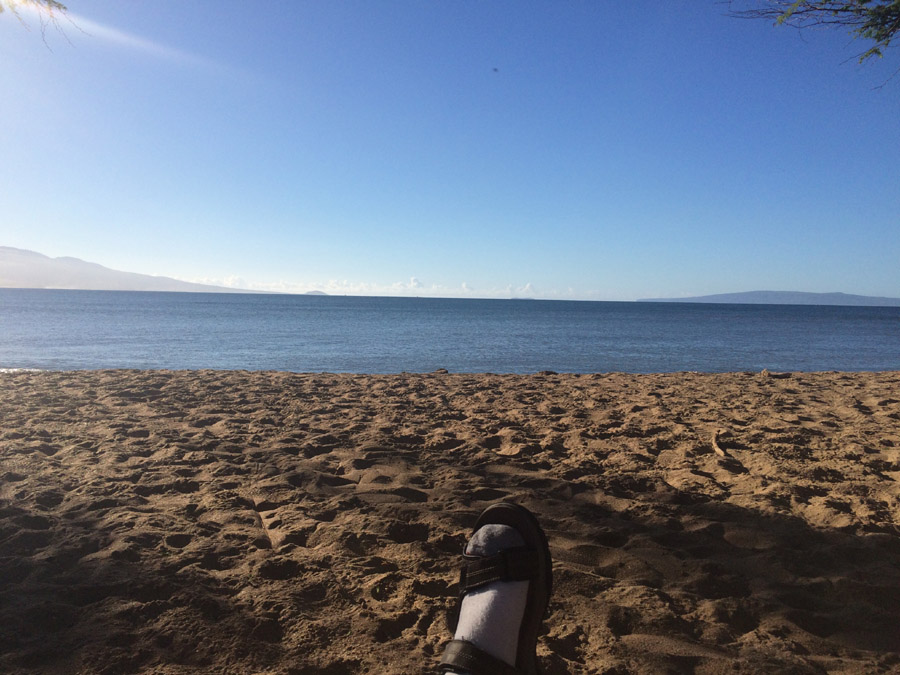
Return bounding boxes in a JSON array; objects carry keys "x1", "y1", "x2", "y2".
[
  {"x1": 2, "y1": 370, "x2": 899, "y2": 673},
  {"x1": 4, "y1": 367, "x2": 900, "y2": 374}
]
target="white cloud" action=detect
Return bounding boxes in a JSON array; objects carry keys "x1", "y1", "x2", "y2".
[
  {"x1": 183, "y1": 275, "x2": 625, "y2": 300},
  {"x1": 186, "y1": 275, "x2": 545, "y2": 298},
  {"x1": 222, "y1": 276, "x2": 247, "y2": 288}
]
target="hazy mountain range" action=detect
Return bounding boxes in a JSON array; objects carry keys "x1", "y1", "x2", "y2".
[
  {"x1": 0, "y1": 247, "x2": 249, "y2": 293},
  {"x1": 638, "y1": 291, "x2": 900, "y2": 307},
  {"x1": 3, "y1": 247, "x2": 897, "y2": 304}
]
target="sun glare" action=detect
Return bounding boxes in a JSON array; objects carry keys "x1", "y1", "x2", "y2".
[{"x1": 0, "y1": 0, "x2": 65, "y2": 19}]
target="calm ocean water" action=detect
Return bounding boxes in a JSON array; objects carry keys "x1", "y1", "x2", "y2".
[{"x1": 1, "y1": 289, "x2": 898, "y2": 373}]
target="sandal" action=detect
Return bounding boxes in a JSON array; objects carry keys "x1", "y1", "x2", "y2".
[{"x1": 439, "y1": 502, "x2": 553, "y2": 674}]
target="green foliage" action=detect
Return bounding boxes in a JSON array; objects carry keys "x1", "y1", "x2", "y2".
[{"x1": 732, "y1": 0, "x2": 900, "y2": 62}]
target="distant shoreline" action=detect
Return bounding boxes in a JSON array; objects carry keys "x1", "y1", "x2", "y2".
[
  {"x1": 637, "y1": 290, "x2": 900, "y2": 307},
  {"x1": 4, "y1": 286, "x2": 900, "y2": 307}
]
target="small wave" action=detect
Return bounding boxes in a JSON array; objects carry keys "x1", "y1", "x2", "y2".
[{"x1": 0, "y1": 367, "x2": 44, "y2": 373}]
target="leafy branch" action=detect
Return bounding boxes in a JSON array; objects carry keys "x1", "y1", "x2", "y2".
[{"x1": 729, "y1": 1, "x2": 900, "y2": 61}]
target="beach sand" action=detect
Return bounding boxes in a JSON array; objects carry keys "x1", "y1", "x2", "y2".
[{"x1": 1, "y1": 369, "x2": 899, "y2": 674}]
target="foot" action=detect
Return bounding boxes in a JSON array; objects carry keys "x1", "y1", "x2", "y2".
[
  {"x1": 451, "y1": 523, "x2": 529, "y2": 667},
  {"x1": 440, "y1": 502, "x2": 552, "y2": 675}
]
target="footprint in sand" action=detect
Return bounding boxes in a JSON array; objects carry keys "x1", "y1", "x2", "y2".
[
  {"x1": 164, "y1": 533, "x2": 192, "y2": 549},
  {"x1": 257, "y1": 557, "x2": 301, "y2": 580},
  {"x1": 385, "y1": 521, "x2": 429, "y2": 544},
  {"x1": 373, "y1": 611, "x2": 418, "y2": 643}
]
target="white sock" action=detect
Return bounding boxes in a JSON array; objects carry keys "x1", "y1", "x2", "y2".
[{"x1": 447, "y1": 523, "x2": 528, "y2": 671}]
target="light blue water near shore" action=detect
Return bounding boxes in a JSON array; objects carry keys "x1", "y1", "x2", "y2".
[{"x1": 1, "y1": 289, "x2": 898, "y2": 373}]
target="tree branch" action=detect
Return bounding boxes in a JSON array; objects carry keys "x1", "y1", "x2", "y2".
[{"x1": 727, "y1": 1, "x2": 900, "y2": 61}]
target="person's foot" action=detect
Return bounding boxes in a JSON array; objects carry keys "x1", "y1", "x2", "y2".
[
  {"x1": 440, "y1": 503, "x2": 552, "y2": 675},
  {"x1": 451, "y1": 523, "x2": 529, "y2": 666}
]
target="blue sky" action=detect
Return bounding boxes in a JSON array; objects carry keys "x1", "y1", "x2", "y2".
[{"x1": 2, "y1": 0, "x2": 898, "y2": 300}]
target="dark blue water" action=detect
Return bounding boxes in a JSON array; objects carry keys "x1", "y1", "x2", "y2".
[{"x1": 1, "y1": 289, "x2": 898, "y2": 372}]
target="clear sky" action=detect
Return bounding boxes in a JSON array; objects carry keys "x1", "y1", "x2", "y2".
[{"x1": 2, "y1": 1, "x2": 898, "y2": 300}]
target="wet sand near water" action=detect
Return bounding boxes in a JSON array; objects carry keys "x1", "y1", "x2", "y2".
[{"x1": 1, "y1": 369, "x2": 899, "y2": 673}]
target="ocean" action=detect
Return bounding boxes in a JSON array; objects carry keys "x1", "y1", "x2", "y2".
[{"x1": 1, "y1": 289, "x2": 898, "y2": 373}]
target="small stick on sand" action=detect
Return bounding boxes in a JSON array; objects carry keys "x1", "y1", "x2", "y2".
[{"x1": 711, "y1": 429, "x2": 729, "y2": 458}]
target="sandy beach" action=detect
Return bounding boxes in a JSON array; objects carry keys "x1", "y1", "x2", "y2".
[{"x1": 1, "y1": 369, "x2": 899, "y2": 674}]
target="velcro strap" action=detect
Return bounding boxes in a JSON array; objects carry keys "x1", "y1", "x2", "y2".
[
  {"x1": 439, "y1": 639, "x2": 520, "y2": 675},
  {"x1": 459, "y1": 546, "x2": 539, "y2": 592}
]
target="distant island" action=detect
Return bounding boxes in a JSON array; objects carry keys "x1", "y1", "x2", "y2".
[
  {"x1": 0, "y1": 247, "x2": 260, "y2": 293},
  {"x1": 638, "y1": 291, "x2": 900, "y2": 307},
  {"x1": 304, "y1": 290, "x2": 328, "y2": 296}
]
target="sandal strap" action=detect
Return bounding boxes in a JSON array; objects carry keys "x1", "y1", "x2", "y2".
[
  {"x1": 460, "y1": 545, "x2": 539, "y2": 593},
  {"x1": 439, "y1": 639, "x2": 521, "y2": 675}
]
